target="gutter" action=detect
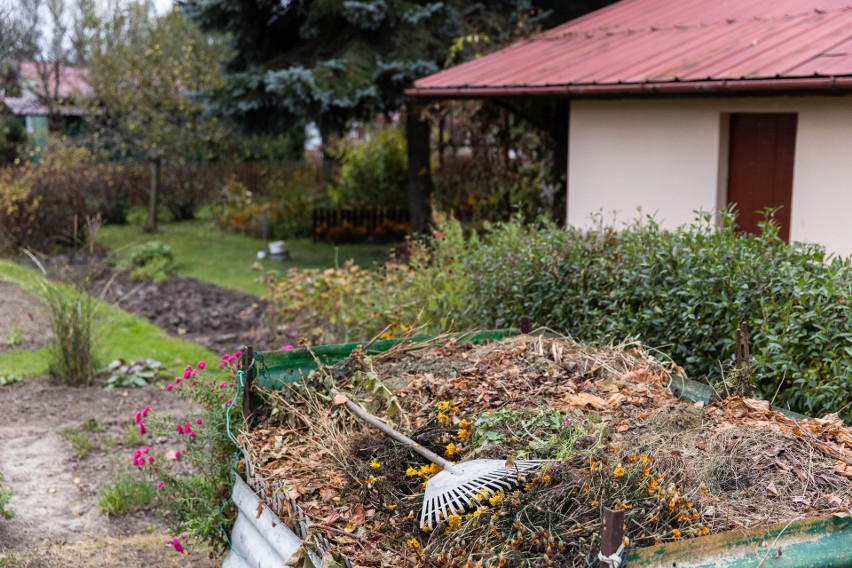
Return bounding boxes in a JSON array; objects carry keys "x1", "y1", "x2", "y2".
[{"x1": 405, "y1": 76, "x2": 852, "y2": 99}]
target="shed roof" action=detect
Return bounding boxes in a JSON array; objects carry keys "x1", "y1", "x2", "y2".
[
  {"x1": 408, "y1": 0, "x2": 852, "y2": 97},
  {"x1": 18, "y1": 61, "x2": 93, "y2": 100}
]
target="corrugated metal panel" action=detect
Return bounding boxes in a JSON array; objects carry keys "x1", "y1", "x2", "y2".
[
  {"x1": 409, "y1": 0, "x2": 852, "y2": 97},
  {"x1": 223, "y1": 476, "x2": 319, "y2": 568}
]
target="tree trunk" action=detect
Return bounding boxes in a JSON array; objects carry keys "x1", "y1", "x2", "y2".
[
  {"x1": 145, "y1": 156, "x2": 160, "y2": 234},
  {"x1": 407, "y1": 99, "x2": 433, "y2": 234}
]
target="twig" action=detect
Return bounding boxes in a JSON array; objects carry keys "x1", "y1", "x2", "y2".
[
  {"x1": 717, "y1": 361, "x2": 731, "y2": 398},
  {"x1": 755, "y1": 518, "x2": 800, "y2": 568},
  {"x1": 363, "y1": 324, "x2": 392, "y2": 351},
  {"x1": 790, "y1": 417, "x2": 852, "y2": 467},
  {"x1": 769, "y1": 371, "x2": 787, "y2": 408},
  {"x1": 311, "y1": 524, "x2": 406, "y2": 558}
]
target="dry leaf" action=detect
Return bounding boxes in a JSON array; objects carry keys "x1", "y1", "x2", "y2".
[
  {"x1": 766, "y1": 481, "x2": 779, "y2": 497},
  {"x1": 562, "y1": 392, "x2": 608, "y2": 411},
  {"x1": 332, "y1": 393, "x2": 349, "y2": 406}
]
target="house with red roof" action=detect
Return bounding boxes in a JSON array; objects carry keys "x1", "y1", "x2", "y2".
[
  {"x1": 1, "y1": 61, "x2": 93, "y2": 156},
  {"x1": 408, "y1": 0, "x2": 852, "y2": 257}
]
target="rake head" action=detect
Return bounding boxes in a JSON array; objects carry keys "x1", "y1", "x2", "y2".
[{"x1": 420, "y1": 459, "x2": 548, "y2": 530}]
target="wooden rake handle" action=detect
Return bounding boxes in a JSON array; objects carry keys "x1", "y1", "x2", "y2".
[{"x1": 331, "y1": 389, "x2": 462, "y2": 475}]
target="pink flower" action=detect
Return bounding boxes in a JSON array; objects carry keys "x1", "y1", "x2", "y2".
[
  {"x1": 221, "y1": 353, "x2": 230, "y2": 361},
  {"x1": 148, "y1": 456, "x2": 154, "y2": 464},
  {"x1": 234, "y1": 351, "x2": 242, "y2": 358},
  {"x1": 176, "y1": 424, "x2": 184, "y2": 434},
  {"x1": 157, "y1": 481, "x2": 165, "y2": 491},
  {"x1": 165, "y1": 384, "x2": 173, "y2": 392},
  {"x1": 228, "y1": 355, "x2": 238, "y2": 362},
  {"x1": 197, "y1": 361, "x2": 206, "y2": 370},
  {"x1": 217, "y1": 363, "x2": 224, "y2": 369},
  {"x1": 434, "y1": 231, "x2": 443, "y2": 239},
  {"x1": 218, "y1": 394, "x2": 224, "y2": 399},
  {"x1": 182, "y1": 370, "x2": 192, "y2": 380},
  {"x1": 139, "y1": 423, "x2": 146, "y2": 436},
  {"x1": 175, "y1": 377, "x2": 182, "y2": 384},
  {"x1": 181, "y1": 534, "x2": 187, "y2": 540},
  {"x1": 190, "y1": 432, "x2": 197, "y2": 438},
  {"x1": 142, "y1": 405, "x2": 150, "y2": 417},
  {"x1": 195, "y1": 418, "x2": 202, "y2": 425},
  {"x1": 175, "y1": 451, "x2": 181, "y2": 461},
  {"x1": 133, "y1": 450, "x2": 142, "y2": 459},
  {"x1": 184, "y1": 422, "x2": 191, "y2": 433},
  {"x1": 171, "y1": 537, "x2": 185, "y2": 554},
  {"x1": 279, "y1": 345, "x2": 294, "y2": 351},
  {"x1": 134, "y1": 411, "x2": 142, "y2": 424}
]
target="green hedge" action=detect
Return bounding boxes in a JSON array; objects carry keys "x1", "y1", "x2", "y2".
[{"x1": 454, "y1": 213, "x2": 851, "y2": 420}]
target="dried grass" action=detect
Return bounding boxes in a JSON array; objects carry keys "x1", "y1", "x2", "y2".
[{"x1": 242, "y1": 334, "x2": 852, "y2": 568}]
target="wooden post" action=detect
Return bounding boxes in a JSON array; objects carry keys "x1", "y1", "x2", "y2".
[
  {"x1": 601, "y1": 507, "x2": 626, "y2": 559},
  {"x1": 242, "y1": 345, "x2": 255, "y2": 430}
]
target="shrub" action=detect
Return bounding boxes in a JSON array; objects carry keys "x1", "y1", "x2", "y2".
[
  {"x1": 127, "y1": 241, "x2": 175, "y2": 282},
  {"x1": 98, "y1": 472, "x2": 157, "y2": 515},
  {"x1": 328, "y1": 127, "x2": 408, "y2": 208},
  {"x1": 263, "y1": 213, "x2": 852, "y2": 422},
  {"x1": 131, "y1": 356, "x2": 243, "y2": 555}
]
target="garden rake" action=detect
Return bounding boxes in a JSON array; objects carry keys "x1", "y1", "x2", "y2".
[{"x1": 332, "y1": 390, "x2": 549, "y2": 530}]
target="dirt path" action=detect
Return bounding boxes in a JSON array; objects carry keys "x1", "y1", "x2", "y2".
[{"x1": 0, "y1": 377, "x2": 221, "y2": 567}]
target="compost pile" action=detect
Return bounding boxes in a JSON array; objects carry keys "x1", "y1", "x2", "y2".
[{"x1": 240, "y1": 335, "x2": 852, "y2": 568}]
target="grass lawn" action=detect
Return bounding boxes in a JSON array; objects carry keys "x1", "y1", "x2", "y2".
[
  {"x1": 99, "y1": 220, "x2": 394, "y2": 296},
  {"x1": 0, "y1": 260, "x2": 215, "y2": 378}
]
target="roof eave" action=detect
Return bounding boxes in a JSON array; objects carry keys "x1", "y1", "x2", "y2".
[{"x1": 406, "y1": 76, "x2": 852, "y2": 99}]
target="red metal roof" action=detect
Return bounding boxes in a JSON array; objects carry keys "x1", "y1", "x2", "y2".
[
  {"x1": 408, "y1": 0, "x2": 852, "y2": 97},
  {"x1": 18, "y1": 61, "x2": 93, "y2": 100}
]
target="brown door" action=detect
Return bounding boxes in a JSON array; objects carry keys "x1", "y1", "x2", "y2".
[{"x1": 727, "y1": 113, "x2": 797, "y2": 242}]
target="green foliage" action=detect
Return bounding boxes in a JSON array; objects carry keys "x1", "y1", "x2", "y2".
[
  {"x1": 127, "y1": 241, "x2": 175, "y2": 282},
  {"x1": 0, "y1": 116, "x2": 26, "y2": 165},
  {"x1": 98, "y1": 472, "x2": 157, "y2": 515},
  {"x1": 40, "y1": 275, "x2": 100, "y2": 387},
  {"x1": 137, "y1": 360, "x2": 243, "y2": 553},
  {"x1": 329, "y1": 127, "x2": 408, "y2": 208},
  {"x1": 0, "y1": 472, "x2": 12, "y2": 520},
  {"x1": 60, "y1": 425, "x2": 97, "y2": 459},
  {"x1": 104, "y1": 358, "x2": 167, "y2": 388},
  {"x1": 0, "y1": 374, "x2": 22, "y2": 387},
  {"x1": 265, "y1": 214, "x2": 852, "y2": 421},
  {"x1": 470, "y1": 408, "x2": 593, "y2": 460}
]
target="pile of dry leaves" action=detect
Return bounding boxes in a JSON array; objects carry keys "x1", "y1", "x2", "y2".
[{"x1": 239, "y1": 334, "x2": 852, "y2": 567}]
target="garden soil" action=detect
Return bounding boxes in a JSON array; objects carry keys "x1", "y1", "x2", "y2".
[{"x1": 0, "y1": 376, "x2": 221, "y2": 567}]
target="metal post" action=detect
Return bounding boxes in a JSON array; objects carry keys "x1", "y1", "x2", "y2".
[
  {"x1": 601, "y1": 507, "x2": 626, "y2": 559},
  {"x1": 242, "y1": 345, "x2": 255, "y2": 430}
]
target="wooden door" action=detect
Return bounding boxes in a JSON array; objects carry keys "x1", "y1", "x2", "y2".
[{"x1": 727, "y1": 114, "x2": 797, "y2": 242}]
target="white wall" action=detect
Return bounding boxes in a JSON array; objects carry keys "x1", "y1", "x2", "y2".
[{"x1": 568, "y1": 97, "x2": 852, "y2": 258}]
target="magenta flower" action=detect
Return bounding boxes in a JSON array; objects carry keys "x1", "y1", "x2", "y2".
[
  {"x1": 157, "y1": 481, "x2": 165, "y2": 490},
  {"x1": 184, "y1": 421, "x2": 191, "y2": 432},
  {"x1": 176, "y1": 424, "x2": 184, "y2": 434},
  {"x1": 139, "y1": 423, "x2": 146, "y2": 435},
  {"x1": 165, "y1": 384, "x2": 173, "y2": 392},
  {"x1": 221, "y1": 353, "x2": 230, "y2": 361},
  {"x1": 182, "y1": 370, "x2": 192, "y2": 379},
  {"x1": 181, "y1": 534, "x2": 187, "y2": 540},
  {"x1": 171, "y1": 537, "x2": 185, "y2": 554},
  {"x1": 190, "y1": 432, "x2": 197, "y2": 438},
  {"x1": 148, "y1": 456, "x2": 154, "y2": 464},
  {"x1": 142, "y1": 446, "x2": 149, "y2": 454},
  {"x1": 195, "y1": 418, "x2": 202, "y2": 425},
  {"x1": 197, "y1": 361, "x2": 206, "y2": 370},
  {"x1": 234, "y1": 351, "x2": 242, "y2": 358},
  {"x1": 142, "y1": 405, "x2": 151, "y2": 417},
  {"x1": 279, "y1": 345, "x2": 295, "y2": 351},
  {"x1": 175, "y1": 451, "x2": 181, "y2": 461},
  {"x1": 134, "y1": 411, "x2": 142, "y2": 424},
  {"x1": 217, "y1": 363, "x2": 224, "y2": 369}
]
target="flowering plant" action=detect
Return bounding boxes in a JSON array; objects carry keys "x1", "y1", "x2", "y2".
[{"x1": 131, "y1": 352, "x2": 245, "y2": 555}]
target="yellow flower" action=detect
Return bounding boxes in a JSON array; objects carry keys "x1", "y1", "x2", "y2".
[
  {"x1": 445, "y1": 443, "x2": 457, "y2": 457},
  {"x1": 457, "y1": 428, "x2": 471, "y2": 441},
  {"x1": 429, "y1": 463, "x2": 443, "y2": 475},
  {"x1": 406, "y1": 538, "x2": 420, "y2": 549},
  {"x1": 437, "y1": 412, "x2": 450, "y2": 424},
  {"x1": 447, "y1": 514, "x2": 461, "y2": 529},
  {"x1": 370, "y1": 461, "x2": 381, "y2": 470},
  {"x1": 407, "y1": 510, "x2": 414, "y2": 519},
  {"x1": 672, "y1": 529, "x2": 682, "y2": 540},
  {"x1": 613, "y1": 465, "x2": 626, "y2": 478},
  {"x1": 406, "y1": 467, "x2": 418, "y2": 477},
  {"x1": 459, "y1": 419, "x2": 471, "y2": 429},
  {"x1": 437, "y1": 401, "x2": 450, "y2": 411}
]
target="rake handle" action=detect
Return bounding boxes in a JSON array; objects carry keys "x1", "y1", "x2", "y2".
[{"x1": 332, "y1": 389, "x2": 462, "y2": 475}]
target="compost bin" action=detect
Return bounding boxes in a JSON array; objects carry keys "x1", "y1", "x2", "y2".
[{"x1": 225, "y1": 331, "x2": 852, "y2": 568}]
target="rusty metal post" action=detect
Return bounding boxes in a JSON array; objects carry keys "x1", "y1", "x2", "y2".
[
  {"x1": 519, "y1": 316, "x2": 533, "y2": 335},
  {"x1": 242, "y1": 345, "x2": 255, "y2": 430},
  {"x1": 601, "y1": 507, "x2": 626, "y2": 560}
]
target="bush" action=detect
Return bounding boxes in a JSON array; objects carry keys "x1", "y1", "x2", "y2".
[
  {"x1": 131, "y1": 356, "x2": 243, "y2": 555},
  {"x1": 127, "y1": 241, "x2": 175, "y2": 282},
  {"x1": 328, "y1": 127, "x2": 408, "y2": 208},
  {"x1": 263, "y1": 213, "x2": 852, "y2": 422}
]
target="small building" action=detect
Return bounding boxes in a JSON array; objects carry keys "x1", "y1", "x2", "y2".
[
  {"x1": 1, "y1": 61, "x2": 93, "y2": 157},
  {"x1": 408, "y1": 0, "x2": 852, "y2": 257}
]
